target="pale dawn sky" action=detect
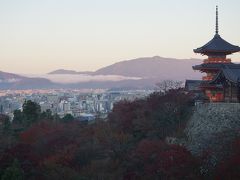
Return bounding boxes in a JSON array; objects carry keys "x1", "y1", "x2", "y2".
[{"x1": 0, "y1": 0, "x2": 240, "y2": 74}]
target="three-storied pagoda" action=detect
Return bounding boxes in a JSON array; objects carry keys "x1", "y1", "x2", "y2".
[{"x1": 192, "y1": 6, "x2": 240, "y2": 102}]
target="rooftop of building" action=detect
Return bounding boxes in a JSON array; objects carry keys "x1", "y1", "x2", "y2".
[
  {"x1": 210, "y1": 64, "x2": 240, "y2": 84},
  {"x1": 193, "y1": 6, "x2": 240, "y2": 55},
  {"x1": 194, "y1": 34, "x2": 240, "y2": 55},
  {"x1": 192, "y1": 63, "x2": 240, "y2": 71}
]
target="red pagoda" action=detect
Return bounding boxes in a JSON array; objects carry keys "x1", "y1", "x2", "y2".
[{"x1": 192, "y1": 6, "x2": 240, "y2": 102}]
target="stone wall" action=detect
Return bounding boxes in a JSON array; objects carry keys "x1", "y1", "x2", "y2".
[{"x1": 185, "y1": 103, "x2": 240, "y2": 156}]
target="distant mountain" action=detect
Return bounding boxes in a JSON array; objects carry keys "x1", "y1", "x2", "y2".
[
  {"x1": 0, "y1": 71, "x2": 23, "y2": 81},
  {"x1": 49, "y1": 56, "x2": 202, "y2": 81},
  {"x1": 1, "y1": 56, "x2": 203, "y2": 89},
  {"x1": 48, "y1": 69, "x2": 92, "y2": 75},
  {"x1": 0, "y1": 71, "x2": 57, "y2": 89},
  {"x1": 93, "y1": 56, "x2": 202, "y2": 80}
]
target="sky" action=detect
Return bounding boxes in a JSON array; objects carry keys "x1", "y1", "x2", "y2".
[{"x1": 0, "y1": 0, "x2": 240, "y2": 74}]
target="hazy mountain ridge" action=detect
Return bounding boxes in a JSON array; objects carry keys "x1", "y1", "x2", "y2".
[
  {"x1": 49, "y1": 69, "x2": 93, "y2": 75},
  {"x1": 93, "y1": 56, "x2": 202, "y2": 79},
  {"x1": 0, "y1": 71, "x2": 57, "y2": 89},
  {"x1": 0, "y1": 56, "x2": 202, "y2": 89},
  {"x1": 0, "y1": 71, "x2": 23, "y2": 81},
  {"x1": 49, "y1": 56, "x2": 202, "y2": 79}
]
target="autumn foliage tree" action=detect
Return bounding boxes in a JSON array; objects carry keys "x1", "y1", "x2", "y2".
[
  {"x1": 0, "y1": 90, "x2": 201, "y2": 180},
  {"x1": 124, "y1": 139, "x2": 200, "y2": 179},
  {"x1": 109, "y1": 89, "x2": 193, "y2": 140},
  {"x1": 214, "y1": 138, "x2": 240, "y2": 179}
]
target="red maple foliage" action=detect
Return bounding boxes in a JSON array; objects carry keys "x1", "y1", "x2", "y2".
[
  {"x1": 125, "y1": 139, "x2": 200, "y2": 179},
  {"x1": 214, "y1": 138, "x2": 240, "y2": 180}
]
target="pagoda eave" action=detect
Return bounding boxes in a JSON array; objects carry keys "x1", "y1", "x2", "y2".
[
  {"x1": 199, "y1": 84, "x2": 223, "y2": 90},
  {"x1": 193, "y1": 49, "x2": 240, "y2": 55},
  {"x1": 193, "y1": 66, "x2": 223, "y2": 71},
  {"x1": 193, "y1": 34, "x2": 240, "y2": 55}
]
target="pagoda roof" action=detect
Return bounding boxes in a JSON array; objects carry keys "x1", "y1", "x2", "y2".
[
  {"x1": 200, "y1": 81, "x2": 223, "y2": 89},
  {"x1": 210, "y1": 64, "x2": 240, "y2": 84},
  {"x1": 192, "y1": 62, "x2": 235, "y2": 71},
  {"x1": 193, "y1": 34, "x2": 240, "y2": 55},
  {"x1": 193, "y1": 6, "x2": 240, "y2": 55},
  {"x1": 185, "y1": 80, "x2": 203, "y2": 91}
]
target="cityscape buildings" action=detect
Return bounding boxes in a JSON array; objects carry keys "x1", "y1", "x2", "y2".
[{"x1": 0, "y1": 89, "x2": 154, "y2": 121}]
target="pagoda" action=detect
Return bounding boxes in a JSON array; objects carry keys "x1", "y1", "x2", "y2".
[{"x1": 192, "y1": 6, "x2": 240, "y2": 102}]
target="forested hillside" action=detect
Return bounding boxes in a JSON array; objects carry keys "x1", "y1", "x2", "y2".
[{"x1": 0, "y1": 90, "x2": 239, "y2": 179}]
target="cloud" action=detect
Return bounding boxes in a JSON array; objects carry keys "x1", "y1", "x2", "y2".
[{"x1": 23, "y1": 74, "x2": 141, "y2": 84}]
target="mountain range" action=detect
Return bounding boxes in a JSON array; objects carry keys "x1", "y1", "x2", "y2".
[
  {"x1": 48, "y1": 56, "x2": 202, "y2": 78},
  {"x1": 0, "y1": 71, "x2": 57, "y2": 89},
  {"x1": 49, "y1": 69, "x2": 92, "y2": 75},
  {"x1": 0, "y1": 56, "x2": 202, "y2": 89}
]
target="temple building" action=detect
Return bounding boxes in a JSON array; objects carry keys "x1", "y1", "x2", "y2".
[{"x1": 191, "y1": 6, "x2": 240, "y2": 102}]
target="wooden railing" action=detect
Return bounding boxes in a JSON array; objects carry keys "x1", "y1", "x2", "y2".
[{"x1": 204, "y1": 58, "x2": 231, "y2": 64}]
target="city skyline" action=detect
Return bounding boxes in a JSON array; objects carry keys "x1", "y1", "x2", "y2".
[{"x1": 1, "y1": 0, "x2": 240, "y2": 74}]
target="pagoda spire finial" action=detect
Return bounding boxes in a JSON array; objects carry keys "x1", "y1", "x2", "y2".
[{"x1": 216, "y1": 5, "x2": 219, "y2": 34}]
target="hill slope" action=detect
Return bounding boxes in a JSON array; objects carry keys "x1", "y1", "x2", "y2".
[
  {"x1": 1, "y1": 56, "x2": 203, "y2": 89},
  {"x1": 93, "y1": 56, "x2": 202, "y2": 80},
  {"x1": 49, "y1": 56, "x2": 202, "y2": 80},
  {"x1": 0, "y1": 71, "x2": 56, "y2": 89},
  {"x1": 49, "y1": 69, "x2": 92, "y2": 75}
]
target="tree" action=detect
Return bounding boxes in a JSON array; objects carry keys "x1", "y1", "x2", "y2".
[
  {"x1": 1, "y1": 159, "x2": 24, "y2": 180},
  {"x1": 13, "y1": 100, "x2": 42, "y2": 127},
  {"x1": 0, "y1": 89, "x2": 199, "y2": 179},
  {"x1": 214, "y1": 138, "x2": 240, "y2": 179},
  {"x1": 53, "y1": 113, "x2": 61, "y2": 122},
  {"x1": 0, "y1": 115, "x2": 11, "y2": 134},
  {"x1": 40, "y1": 109, "x2": 53, "y2": 120},
  {"x1": 22, "y1": 100, "x2": 41, "y2": 125},
  {"x1": 125, "y1": 140, "x2": 200, "y2": 179},
  {"x1": 0, "y1": 105, "x2": 3, "y2": 113},
  {"x1": 12, "y1": 110, "x2": 23, "y2": 125},
  {"x1": 40, "y1": 164, "x2": 85, "y2": 180},
  {"x1": 156, "y1": 80, "x2": 183, "y2": 93},
  {"x1": 109, "y1": 89, "x2": 193, "y2": 140},
  {"x1": 62, "y1": 114, "x2": 74, "y2": 123}
]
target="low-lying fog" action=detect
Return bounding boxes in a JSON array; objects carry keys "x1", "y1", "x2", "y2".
[{"x1": 23, "y1": 74, "x2": 141, "y2": 84}]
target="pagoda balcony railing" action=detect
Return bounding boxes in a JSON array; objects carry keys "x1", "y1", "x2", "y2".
[{"x1": 203, "y1": 58, "x2": 231, "y2": 64}]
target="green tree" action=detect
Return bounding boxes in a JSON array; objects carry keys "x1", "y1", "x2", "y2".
[
  {"x1": 1, "y1": 159, "x2": 24, "y2": 180},
  {"x1": 12, "y1": 110, "x2": 23, "y2": 125},
  {"x1": 40, "y1": 109, "x2": 53, "y2": 120},
  {"x1": 2, "y1": 116, "x2": 11, "y2": 134},
  {"x1": 62, "y1": 114, "x2": 74, "y2": 123},
  {"x1": 0, "y1": 105, "x2": 3, "y2": 114},
  {"x1": 22, "y1": 100, "x2": 41, "y2": 126},
  {"x1": 53, "y1": 113, "x2": 61, "y2": 122}
]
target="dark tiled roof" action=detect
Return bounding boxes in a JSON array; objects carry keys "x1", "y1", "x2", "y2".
[
  {"x1": 210, "y1": 64, "x2": 240, "y2": 84},
  {"x1": 200, "y1": 81, "x2": 223, "y2": 89},
  {"x1": 185, "y1": 80, "x2": 203, "y2": 91},
  {"x1": 192, "y1": 63, "x2": 234, "y2": 70},
  {"x1": 193, "y1": 34, "x2": 240, "y2": 55}
]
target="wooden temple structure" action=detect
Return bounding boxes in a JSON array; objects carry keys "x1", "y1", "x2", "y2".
[{"x1": 191, "y1": 6, "x2": 240, "y2": 102}]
